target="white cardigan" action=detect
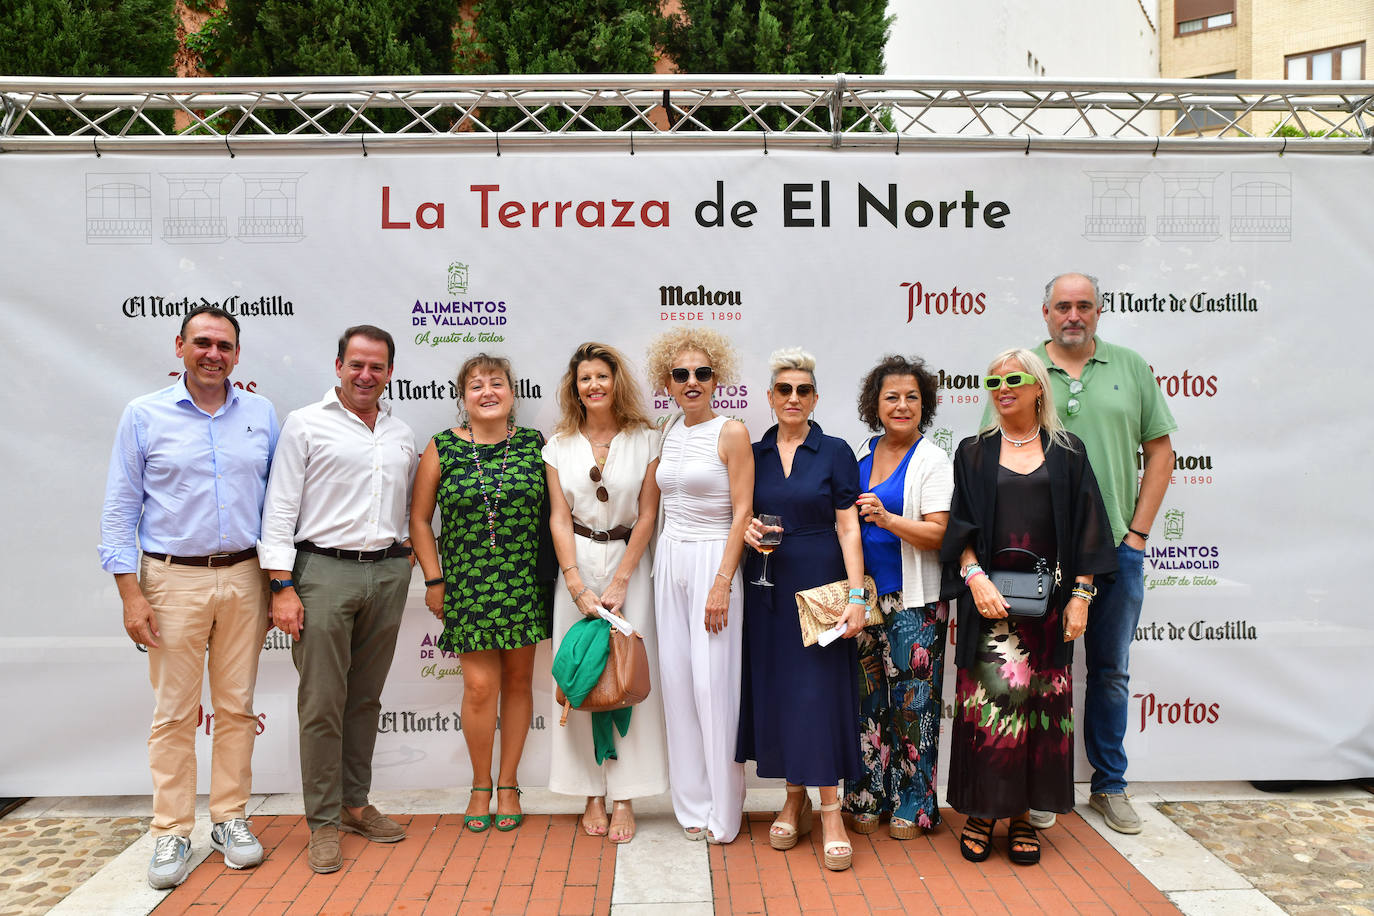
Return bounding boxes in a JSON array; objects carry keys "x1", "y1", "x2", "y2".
[{"x1": 855, "y1": 434, "x2": 954, "y2": 608}]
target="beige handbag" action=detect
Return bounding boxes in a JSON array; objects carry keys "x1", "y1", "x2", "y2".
[{"x1": 795, "y1": 575, "x2": 881, "y2": 647}]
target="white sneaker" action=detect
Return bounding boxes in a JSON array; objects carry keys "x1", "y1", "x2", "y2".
[
  {"x1": 1028, "y1": 808, "x2": 1057, "y2": 829},
  {"x1": 211, "y1": 818, "x2": 264, "y2": 869},
  {"x1": 147, "y1": 835, "x2": 191, "y2": 889}
]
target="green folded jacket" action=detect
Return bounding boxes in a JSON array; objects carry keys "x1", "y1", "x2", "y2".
[{"x1": 551, "y1": 617, "x2": 632, "y2": 764}]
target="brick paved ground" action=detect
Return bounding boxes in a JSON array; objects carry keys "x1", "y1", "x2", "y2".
[
  {"x1": 1158, "y1": 798, "x2": 1374, "y2": 916},
  {"x1": 6, "y1": 784, "x2": 1373, "y2": 914},
  {"x1": 711, "y1": 810, "x2": 1179, "y2": 915},
  {"x1": 0, "y1": 816, "x2": 148, "y2": 916},
  {"x1": 151, "y1": 814, "x2": 615, "y2": 916}
]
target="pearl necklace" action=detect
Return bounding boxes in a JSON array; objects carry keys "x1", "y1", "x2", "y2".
[
  {"x1": 1001, "y1": 425, "x2": 1040, "y2": 448},
  {"x1": 468, "y1": 424, "x2": 514, "y2": 547}
]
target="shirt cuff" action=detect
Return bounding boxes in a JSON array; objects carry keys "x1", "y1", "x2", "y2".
[
  {"x1": 256, "y1": 541, "x2": 297, "y2": 572},
  {"x1": 98, "y1": 545, "x2": 139, "y2": 575}
]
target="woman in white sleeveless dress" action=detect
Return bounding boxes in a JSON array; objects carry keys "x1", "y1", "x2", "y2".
[
  {"x1": 545, "y1": 343, "x2": 668, "y2": 845},
  {"x1": 646, "y1": 328, "x2": 754, "y2": 844}
]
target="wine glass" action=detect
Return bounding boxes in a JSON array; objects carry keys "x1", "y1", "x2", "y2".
[{"x1": 751, "y1": 514, "x2": 783, "y2": 587}]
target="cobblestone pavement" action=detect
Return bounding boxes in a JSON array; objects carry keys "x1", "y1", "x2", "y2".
[
  {"x1": 1158, "y1": 796, "x2": 1374, "y2": 916},
  {"x1": 0, "y1": 816, "x2": 149, "y2": 916}
]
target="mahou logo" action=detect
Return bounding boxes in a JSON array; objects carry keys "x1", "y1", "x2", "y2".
[
  {"x1": 900, "y1": 281, "x2": 987, "y2": 321},
  {"x1": 1133, "y1": 692, "x2": 1219, "y2": 733}
]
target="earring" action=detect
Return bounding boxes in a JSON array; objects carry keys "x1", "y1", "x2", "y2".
[{"x1": 458, "y1": 405, "x2": 470, "y2": 428}]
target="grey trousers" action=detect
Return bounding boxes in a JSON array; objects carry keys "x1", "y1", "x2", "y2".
[{"x1": 291, "y1": 552, "x2": 410, "y2": 830}]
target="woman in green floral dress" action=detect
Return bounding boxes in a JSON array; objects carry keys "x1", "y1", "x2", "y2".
[{"x1": 411, "y1": 353, "x2": 551, "y2": 833}]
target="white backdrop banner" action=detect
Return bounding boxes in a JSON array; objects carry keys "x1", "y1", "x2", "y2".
[{"x1": 2, "y1": 149, "x2": 1370, "y2": 795}]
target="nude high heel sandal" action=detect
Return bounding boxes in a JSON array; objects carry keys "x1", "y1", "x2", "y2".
[
  {"x1": 769, "y1": 786, "x2": 814, "y2": 851},
  {"x1": 819, "y1": 802, "x2": 852, "y2": 871}
]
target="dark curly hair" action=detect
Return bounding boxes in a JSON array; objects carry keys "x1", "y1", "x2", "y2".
[{"x1": 856, "y1": 355, "x2": 938, "y2": 433}]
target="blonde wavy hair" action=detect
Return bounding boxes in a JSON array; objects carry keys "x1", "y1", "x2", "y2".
[
  {"x1": 977, "y1": 348, "x2": 1074, "y2": 450},
  {"x1": 553, "y1": 342, "x2": 652, "y2": 437},
  {"x1": 645, "y1": 326, "x2": 739, "y2": 390}
]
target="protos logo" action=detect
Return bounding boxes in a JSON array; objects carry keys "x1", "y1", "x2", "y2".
[
  {"x1": 198, "y1": 704, "x2": 267, "y2": 736},
  {"x1": 900, "y1": 282, "x2": 987, "y2": 321},
  {"x1": 1134, "y1": 692, "x2": 1219, "y2": 733}
]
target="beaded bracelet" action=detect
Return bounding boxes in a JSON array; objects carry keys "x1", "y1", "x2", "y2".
[
  {"x1": 964, "y1": 567, "x2": 987, "y2": 585},
  {"x1": 571, "y1": 586, "x2": 590, "y2": 603}
]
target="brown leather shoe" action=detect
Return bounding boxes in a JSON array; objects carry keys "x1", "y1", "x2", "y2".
[
  {"x1": 308, "y1": 824, "x2": 342, "y2": 874},
  {"x1": 340, "y1": 805, "x2": 406, "y2": 843}
]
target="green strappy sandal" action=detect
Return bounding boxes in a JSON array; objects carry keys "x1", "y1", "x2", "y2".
[
  {"x1": 495, "y1": 786, "x2": 523, "y2": 831},
  {"x1": 465, "y1": 786, "x2": 492, "y2": 833}
]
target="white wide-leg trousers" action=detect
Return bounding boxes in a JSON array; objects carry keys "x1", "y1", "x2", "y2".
[{"x1": 653, "y1": 535, "x2": 745, "y2": 842}]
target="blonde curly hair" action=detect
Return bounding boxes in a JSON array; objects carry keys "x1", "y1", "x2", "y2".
[{"x1": 645, "y1": 326, "x2": 740, "y2": 390}]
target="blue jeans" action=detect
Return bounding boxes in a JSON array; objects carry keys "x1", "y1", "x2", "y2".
[{"x1": 1083, "y1": 542, "x2": 1145, "y2": 795}]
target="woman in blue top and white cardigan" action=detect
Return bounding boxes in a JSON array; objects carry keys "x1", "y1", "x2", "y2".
[{"x1": 841, "y1": 355, "x2": 954, "y2": 840}]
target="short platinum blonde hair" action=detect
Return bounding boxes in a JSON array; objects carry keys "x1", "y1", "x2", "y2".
[
  {"x1": 767, "y1": 347, "x2": 817, "y2": 387},
  {"x1": 977, "y1": 348, "x2": 1073, "y2": 450},
  {"x1": 645, "y1": 326, "x2": 739, "y2": 389}
]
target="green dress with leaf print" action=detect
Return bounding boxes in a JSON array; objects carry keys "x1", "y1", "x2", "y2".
[{"x1": 434, "y1": 426, "x2": 551, "y2": 653}]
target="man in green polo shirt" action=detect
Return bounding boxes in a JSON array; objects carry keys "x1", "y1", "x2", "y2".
[{"x1": 1032, "y1": 272, "x2": 1176, "y2": 835}]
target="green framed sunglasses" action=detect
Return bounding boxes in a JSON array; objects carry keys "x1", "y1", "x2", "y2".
[{"x1": 983, "y1": 372, "x2": 1037, "y2": 390}]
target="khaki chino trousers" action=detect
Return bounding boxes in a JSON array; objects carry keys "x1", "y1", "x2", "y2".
[{"x1": 141, "y1": 556, "x2": 270, "y2": 838}]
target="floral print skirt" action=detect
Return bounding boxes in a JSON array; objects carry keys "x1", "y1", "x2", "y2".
[
  {"x1": 946, "y1": 615, "x2": 1074, "y2": 820},
  {"x1": 842, "y1": 593, "x2": 947, "y2": 829}
]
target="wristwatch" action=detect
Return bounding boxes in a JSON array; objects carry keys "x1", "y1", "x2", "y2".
[{"x1": 269, "y1": 578, "x2": 295, "y2": 593}]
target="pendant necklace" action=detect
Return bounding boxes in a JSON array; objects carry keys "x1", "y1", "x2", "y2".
[
  {"x1": 469, "y1": 423, "x2": 514, "y2": 547},
  {"x1": 1001, "y1": 425, "x2": 1040, "y2": 448}
]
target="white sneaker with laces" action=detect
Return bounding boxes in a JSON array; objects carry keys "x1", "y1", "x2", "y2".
[
  {"x1": 147, "y1": 834, "x2": 191, "y2": 889},
  {"x1": 211, "y1": 817, "x2": 264, "y2": 869}
]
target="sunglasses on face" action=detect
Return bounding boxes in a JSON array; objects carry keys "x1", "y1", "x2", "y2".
[
  {"x1": 983, "y1": 372, "x2": 1036, "y2": 390},
  {"x1": 670, "y1": 366, "x2": 715, "y2": 384},
  {"x1": 589, "y1": 466, "x2": 609, "y2": 502},
  {"x1": 772, "y1": 382, "x2": 815, "y2": 398}
]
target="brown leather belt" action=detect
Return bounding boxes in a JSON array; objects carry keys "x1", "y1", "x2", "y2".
[
  {"x1": 296, "y1": 540, "x2": 412, "y2": 562},
  {"x1": 573, "y1": 523, "x2": 633, "y2": 543},
  {"x1": 143, "y1": 547, "x2": 258, "y2": 569}
]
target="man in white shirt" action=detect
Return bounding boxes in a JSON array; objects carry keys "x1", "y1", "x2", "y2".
[{"x1": 258, "y1": 325, "x2": 418, "y2": 873}]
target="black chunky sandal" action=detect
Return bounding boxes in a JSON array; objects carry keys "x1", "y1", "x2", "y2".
[{"x1": 959, "y1": 816, "x2": 994, "y2": 862}]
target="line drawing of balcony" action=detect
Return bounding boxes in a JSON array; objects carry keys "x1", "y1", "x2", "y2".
[
  {"x1": 1231, "y1": 172, "x2": 1292, "y2": 241},
  {"x1": 238, "y1": 173, "x2": 306, "y2": 243},
  {"x1": 1156, "y1": 172, "x2": 1221, "y2": 241},
  {"x1": 86, "y1": 173, "x2": 152, "y2": 244},
  {"x1": 161, "y1": 173, "x2": 229, "y2": 243},
  {"x1": 1084, "y1": 172, "x2": 1146, "y2": 240}
]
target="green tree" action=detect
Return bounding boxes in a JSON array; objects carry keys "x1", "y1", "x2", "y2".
[
  {"x1": 0, "y1": 0, "x2": 179, "y2": 134},
  {"x1": 660, "y1": 0, "x2": 890, "y2": 129},
  {"x1": 201, "y1": 0, "x2": 460, "y2": 132},
  {"x1": 454, "y1": 0, "x2": 662, "y2": 131}
]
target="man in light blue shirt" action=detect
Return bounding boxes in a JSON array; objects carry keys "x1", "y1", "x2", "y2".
[{"x1": 100, "y1": 305, "x2": 279, "y2": 889}]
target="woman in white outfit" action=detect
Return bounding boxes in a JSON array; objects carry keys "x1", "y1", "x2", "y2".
[
  {"x1": 545, "y1": 342, "x2": 669, "y2": 845},
  {"x1": 647, "y1": 327, "x2": 754, "y2": 844}
]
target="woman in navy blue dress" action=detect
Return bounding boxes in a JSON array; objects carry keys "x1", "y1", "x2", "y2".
[{"x1": 737, "y1": 348, "x2": 866, "y2": 871}]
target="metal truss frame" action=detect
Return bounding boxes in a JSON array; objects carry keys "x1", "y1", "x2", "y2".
[{"x1": 2, "y1": 74, "x2": 1372, "y2": 154}]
